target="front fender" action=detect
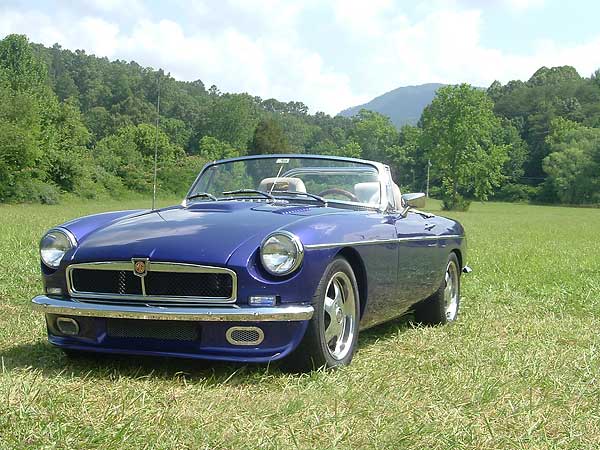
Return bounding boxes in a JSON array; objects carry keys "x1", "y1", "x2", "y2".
[
  {"x1": 226, "y1": 234, "x2": 338, "y2": 306},
  {"x1": 40, "y1": 209, "x2": 150, "y2": 295}
]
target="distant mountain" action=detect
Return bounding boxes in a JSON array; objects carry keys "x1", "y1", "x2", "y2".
[{"x1": 339, "y1": 83, "x2": 445, "y2": 128}]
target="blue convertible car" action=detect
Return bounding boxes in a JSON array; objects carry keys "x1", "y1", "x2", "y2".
[{"x1": 33, "y1": 155, "x2": 468, "y2": 370}]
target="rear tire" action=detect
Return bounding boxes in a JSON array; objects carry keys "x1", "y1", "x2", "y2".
[
  {"x1": 414, "y1": 253, "x2": 461, "y2": 325},
  {"x1": 284, "y1": 257, "x2": 360, "y2": 372}
]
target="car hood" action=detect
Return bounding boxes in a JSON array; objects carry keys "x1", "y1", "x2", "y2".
[{"x1": 70, "y1": 201, "x2": 336, "y2": 265}]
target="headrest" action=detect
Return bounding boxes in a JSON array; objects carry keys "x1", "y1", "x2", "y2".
[
  {"x1": 354, "y1": 182, "x2": 380, "y2": 204},
  {"x1": 392, "y1": 183, "x2": 402, "y2": 209},
  {"x1": 258, "y1": 177, "x2": 307, "y2": 193}
]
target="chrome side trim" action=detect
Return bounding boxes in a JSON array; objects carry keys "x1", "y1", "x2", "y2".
[
  {"x1": 304, "y1": 234, "x2": 464, "y2": 249},
  {"x1": 32, "y1": 295, "x2": 314, "y2": 322},
  {"x1": 66, "y1": 261, "x2": 237, "y2": 304}
]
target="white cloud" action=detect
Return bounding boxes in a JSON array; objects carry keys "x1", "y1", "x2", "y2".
[
  {"x1": 0, "y1": 10, "x2": 119, "y2": 58},
  {"x1": 332, "y1": 0, "x2": 395, "y2": 36},
  {"x1": 0, "y1": 3, "x2": 364, "y2": 114},
  {"x1": 78, "y1": 17, "x2": 120, "y2": 58},
  {"x1": 0, "y1": 0, "x2": 599, "y2": 115},
  {"x1": 74, "y1": 0, "x2": 146, "y2": 16},
  {"x1": 504, "y1": 0, "x2": 545, "y2": 12},
  {"x1": 326, "y1": 3, "x2": 600, "y2": 96},
  {"x1": 113, "y1": 16, "x2": 365, "y2": 113}
]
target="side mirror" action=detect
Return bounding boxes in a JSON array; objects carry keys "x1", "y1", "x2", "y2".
[{"x1": 402, "y1": 192, "x2": 426, "y2": 209}]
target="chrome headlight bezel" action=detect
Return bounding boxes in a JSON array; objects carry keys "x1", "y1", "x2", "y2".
[
  {"x1": 260, "y1": 231, "x2": 304, "y2": 276},
  {"x1": 40, "y1": 228, "x2": 77, "y2": 269}
]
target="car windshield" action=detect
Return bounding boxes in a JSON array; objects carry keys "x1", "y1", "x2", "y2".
[{"x1": 188, "y1": 156, "x2": 381, "y2": 207}]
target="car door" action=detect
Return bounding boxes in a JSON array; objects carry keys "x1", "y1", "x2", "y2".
[
  {"x1": 393, "y1": 210, "x2": 442, "y2": 311},
  {"x1": 358, "y1": 207, "x2": 434, "y2": 329},
  {"x1": 353, "y1": 210, "x2": 401, "y2": 329}
]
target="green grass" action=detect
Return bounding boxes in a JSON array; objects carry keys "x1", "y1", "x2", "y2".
[{"x1": 1, "y1": 199, "x2": 600, "y2": 449}]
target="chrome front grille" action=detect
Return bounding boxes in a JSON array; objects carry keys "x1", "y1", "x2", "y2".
[
  {"x1": 67, "y1": 261, "x2": 236, "y2": 305},
  {"x1": 72, "y1": 269, "x2": 142, "y2": 295}
]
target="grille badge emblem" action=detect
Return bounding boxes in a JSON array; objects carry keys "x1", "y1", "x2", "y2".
[{"x1": 132, "y1": 258, "x2": 149, "y2": 277}]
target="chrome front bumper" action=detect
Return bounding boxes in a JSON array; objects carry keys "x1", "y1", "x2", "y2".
[{"x1": 32, "y1": 295, "x2": 314, "y2": 322}]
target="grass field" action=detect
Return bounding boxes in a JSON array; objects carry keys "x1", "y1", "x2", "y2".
[{"x1": 1, "y1": 198, "x2": 599, "y2": 449}]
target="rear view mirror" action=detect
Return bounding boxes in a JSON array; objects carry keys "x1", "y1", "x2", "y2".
[{"x1": 402, "y1": 192, "x2": 426, "y2": 209}]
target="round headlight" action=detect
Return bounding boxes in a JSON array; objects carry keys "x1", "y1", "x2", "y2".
[
  {"x1": 260, "y1": 232, "x2": 304, "y2": 276},
  {"x1": 40, "y1": 229, "x2": 76, "y2": 269}
]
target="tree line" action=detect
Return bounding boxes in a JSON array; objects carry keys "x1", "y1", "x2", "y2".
[{"x1": 0, "y1": 34, "x2": 598, "y2": 208}]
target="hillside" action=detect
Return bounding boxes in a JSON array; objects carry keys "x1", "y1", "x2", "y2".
[
  {"x1": 338, "y1": 83, "x2": 445, "y2": 127},
  {"x1": 1, "y1": 34, "x2": 599, "y2": 206}
]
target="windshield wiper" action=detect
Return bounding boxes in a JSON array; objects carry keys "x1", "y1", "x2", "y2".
[
  {"x1": 272, "y1": 191, "x2": 328, "y2": 206},
  {"x1": 222, "y1": 189, "x2": 275, "y2": 201},
  {"x1": 186, "y1": 192, "x2": 218, "y2": 201}
]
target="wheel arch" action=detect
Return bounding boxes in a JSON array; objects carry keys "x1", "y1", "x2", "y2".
[
  {"x1": 336, "y1": 247, "x2": 368, "y2": 319},
  {"x1": 451, "y1": 248, "x2": 463, "y2": 270}
]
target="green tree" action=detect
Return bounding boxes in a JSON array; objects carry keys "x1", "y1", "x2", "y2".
[
  {"x1": 528, "y1": 66, "x2": 581, "y2": 86},
  {"x1": 491, "y1": 65, "x2": 600, "y2": 182},
  {"x1": 249, "y1": 118, "x2": 290, "y2": 154},
  {"x1": 542, "y1": 120, "x2": 600, "y2": 204},
  {"x1": 307, "y1": 113, "x2": 353, "y2": 153},
  {"x1": 95, "y1": 124, "x2": 184, "y2": 193},
  {"x1": 85, "y1": 106, "x2": 115, "y2": 142},
  {"x1": 0, "y1": 34, "x2": 64, "y2": 203},
  {"x1": 491, "y1": 118, "x2": 532, "y2": 201},
  {"x1": 349, "y1": 110, "x2": 398, "y2": 162},
  {"x1": 495, "y1": 118, "x2": 528, "y2": 182},
  {"x1": 311, "y1": 139, "x2": 341, "y2": 156},
  {"x1": 275, "y1": 114, "x2": 317, "y2": 152},
  {"x1": 592, "y1": 69, "x2": 600, "y2": 89},
  {"x1": 54, "y1": 72, "x2": 79, "y2": 101},
  {"x1": 197, "y1": 136, "x2": 238, "y2": 160},
  {"x1": 389, "y1": 125, "x2": 424, "y2": 191},
  {"x1": 314, "y1": 139, "x2": 361, "y2": 158},
  {"x1": 44, "y1": 99, "x2": 97, "y2": 194},
  {"x1": 161, "y1": 117, "x2": 192, "y2": 150},
  {"x1": 421, "y1": 84, "x2": 508, "y2": 210},
  {"x1": 0, "y1": 34, "x2": 47, "y2": 92},
  {"x1": 340, "y1": 140, "x2": 361, "y2": 158},
  {"x1": 0, "y1": 86, "x2": 44, "y2": 201},
  {"x1": 198, "y1": 93, "x2": 260, "y2": 151},
  {"x1": 4, "y1": 35, "x2": 599, "y2": 206}
]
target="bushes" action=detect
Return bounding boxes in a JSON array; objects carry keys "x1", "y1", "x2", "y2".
[
  {"x1": 441, "y1": 194, "x2": 471, "y2": 211},
  {"x1": 9, "y1": 177, "x2": 60, "y2": 204},
  {"x1": 3, "y1": 34, "x2": 600, "y2": 207},
  {"x1": 495, "y1": 183, "x2": 541, "y2": 202},
  {"x1": 158, "y1": 155, "x2": 207, "y2": 197}
]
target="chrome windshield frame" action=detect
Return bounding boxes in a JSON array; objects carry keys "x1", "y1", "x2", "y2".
[{"x1": 183, "y1": 154, "x2": 392, "y2": 212}]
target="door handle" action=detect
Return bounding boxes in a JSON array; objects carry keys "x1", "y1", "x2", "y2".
[{"x1": 425, "y1": 224, "x2": 436, "y2": 231}]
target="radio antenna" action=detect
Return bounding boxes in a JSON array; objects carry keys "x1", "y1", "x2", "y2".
[{"x1": 152, "y1": 72, "x2": 161, "y2": 210}]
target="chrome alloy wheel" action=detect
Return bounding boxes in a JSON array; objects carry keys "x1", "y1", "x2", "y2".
[
  {"x1": 444, "y1": 260, "x2": 459, "y2": 321},
  {"x1": 322, "y1": 271, "x2": 357, "y2": 360}
]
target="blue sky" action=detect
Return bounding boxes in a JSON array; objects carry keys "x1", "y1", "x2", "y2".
[{"x1": 1, "y1": 0, "x2": 599, "y2": 114}]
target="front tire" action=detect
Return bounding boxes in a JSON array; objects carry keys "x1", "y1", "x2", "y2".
[
  {"x1": 285, "y1": 257, "x2": 360, "y2": 372},
  {"x1": 414, "y1": 253, "x2": 461, "y2": 325}
]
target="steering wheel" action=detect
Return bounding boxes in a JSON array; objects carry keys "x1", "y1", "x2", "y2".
[{"x1": 317, "y1": 188, "x2": 358, "y2": 202}]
